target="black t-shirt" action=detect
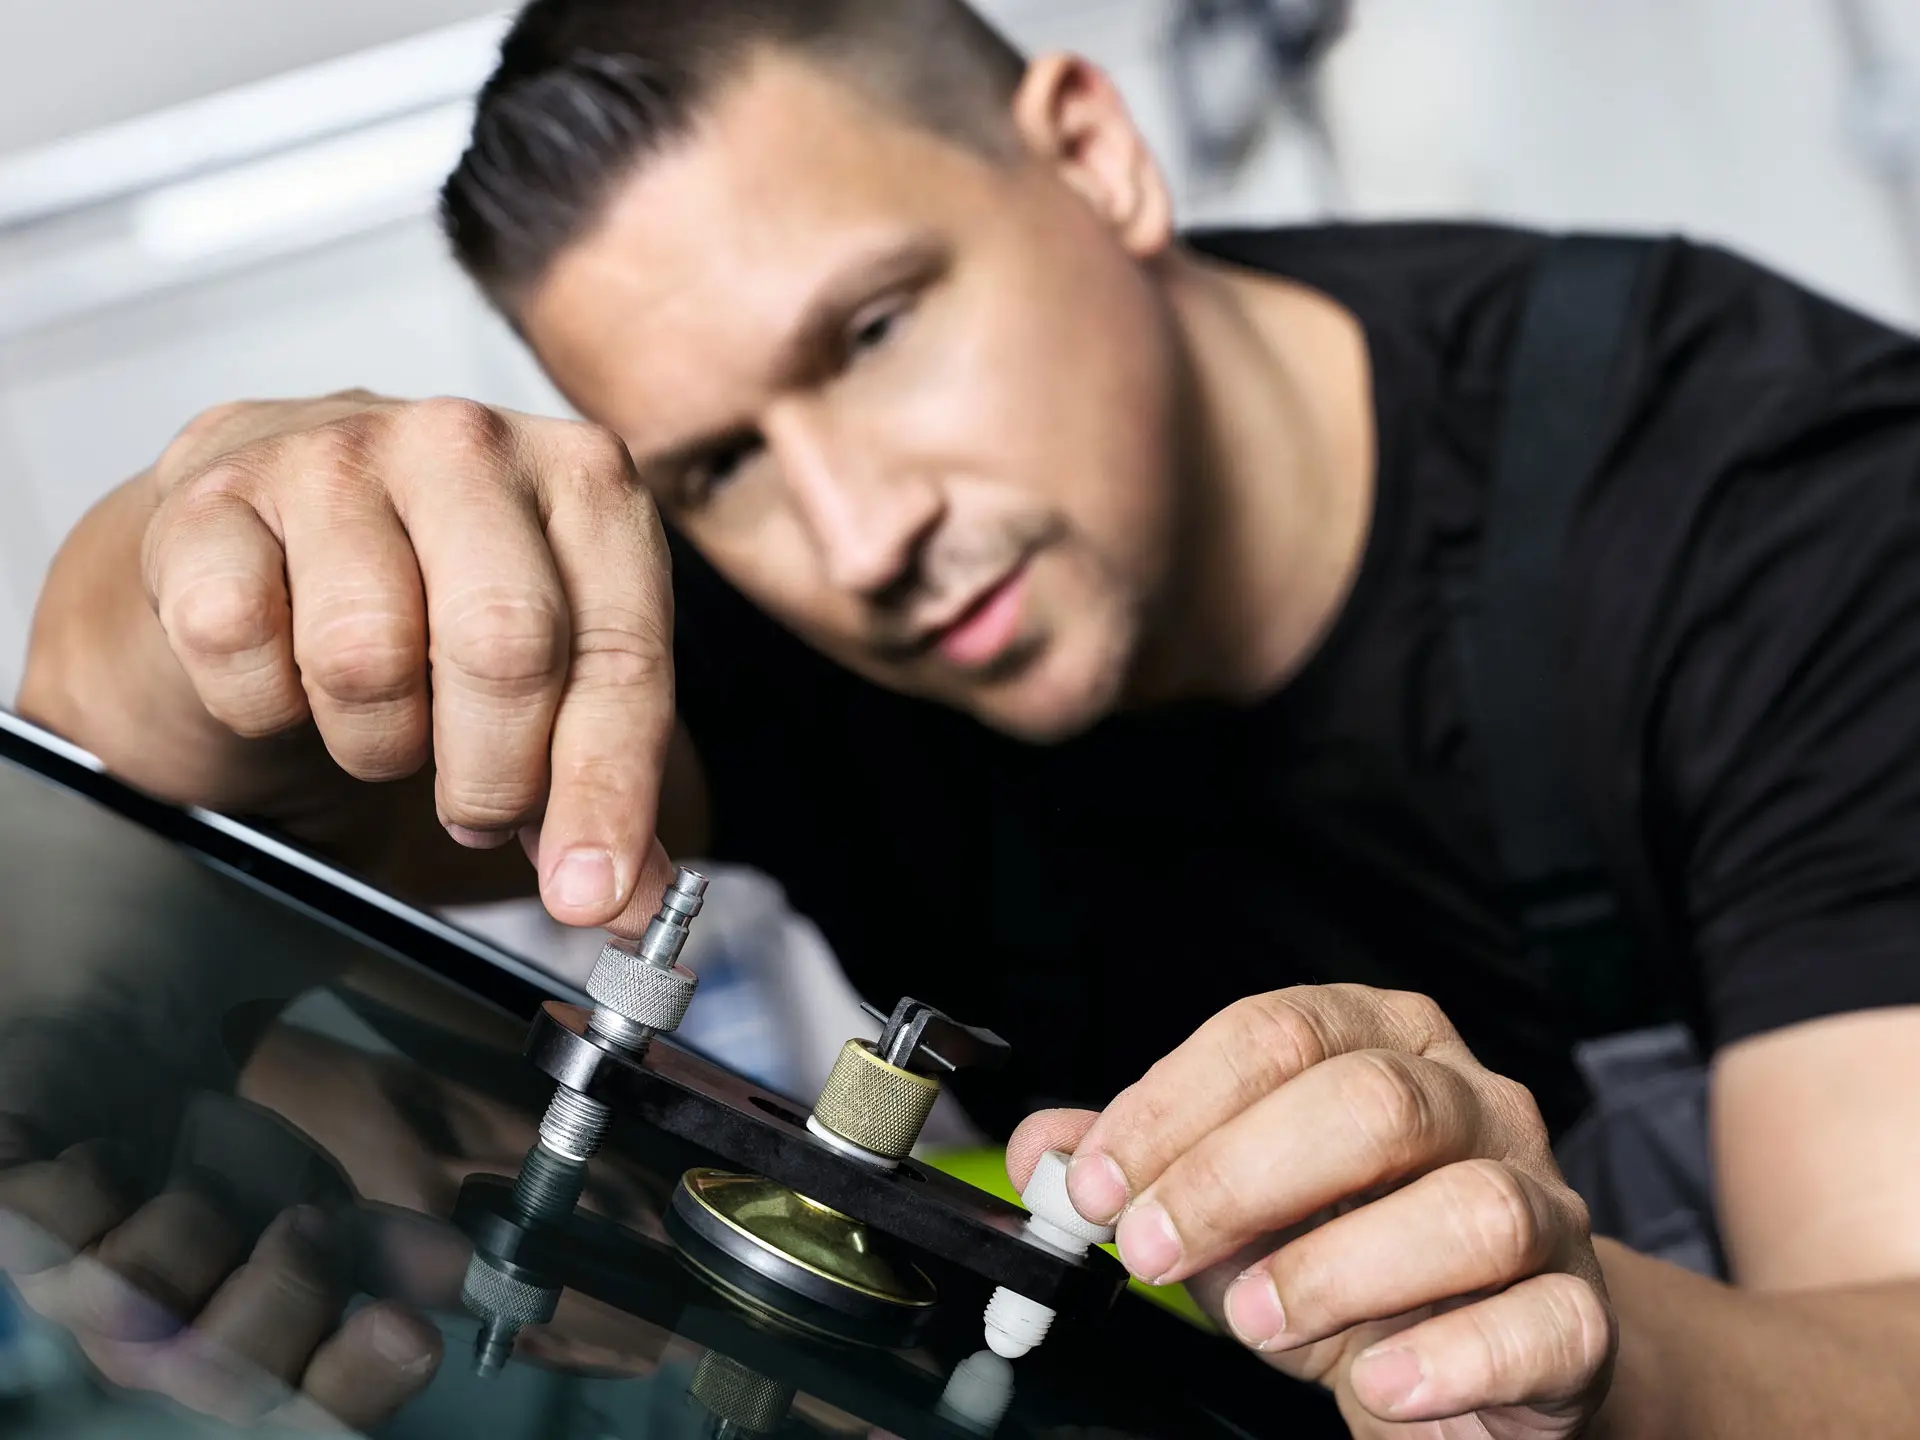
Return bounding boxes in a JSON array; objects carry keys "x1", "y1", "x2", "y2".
[{"x1": 671, "y1": 223, "x2": 1920, "y2": 1139}]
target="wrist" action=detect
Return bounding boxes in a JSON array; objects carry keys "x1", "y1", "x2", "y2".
[{"x1": 1586, "y1": 1236, "x2": 1721, "y2": 1440}]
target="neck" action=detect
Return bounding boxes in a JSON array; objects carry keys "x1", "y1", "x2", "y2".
[{"x1": 1130, "y1": 245, "x2": 1376, "y2": 707}]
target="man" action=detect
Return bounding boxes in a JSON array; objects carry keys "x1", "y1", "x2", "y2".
[{"x1": 18, "y1": 0, "x2": 1920, "y2": 1433}]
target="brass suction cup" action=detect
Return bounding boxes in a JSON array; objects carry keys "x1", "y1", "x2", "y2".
[{"x1": 667, "y1": 1168, "x2": 936, "y2": 1347}]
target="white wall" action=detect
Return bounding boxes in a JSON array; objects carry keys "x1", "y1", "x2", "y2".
[
  {"x1": 1, "y1": 0, "x2": 1917, "y2": 701},
  {"x1": 0, "y1": 0, "x2": 505, "y2": 154}
]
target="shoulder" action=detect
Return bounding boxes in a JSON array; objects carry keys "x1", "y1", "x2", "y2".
[
  {"x1": 1187, "y1": 221, "x2": 1550, "y2": 370},
  {"x1": 1565, "y1": 243, "x2": 1920, "y2": 1044}
]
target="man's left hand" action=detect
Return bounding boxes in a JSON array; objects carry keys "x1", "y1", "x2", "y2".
[{"x1": 1008, "y1": 984, "x2": 1615, "y2": 1437}]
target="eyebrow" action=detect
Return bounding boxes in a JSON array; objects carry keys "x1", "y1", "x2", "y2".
[{"x1": 634, "y1": 232, "x2": 949, "y2": 483}]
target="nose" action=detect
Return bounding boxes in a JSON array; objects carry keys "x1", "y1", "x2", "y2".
[{"x1": 771, "y1": 409, "x2": 944, "y2": 598}]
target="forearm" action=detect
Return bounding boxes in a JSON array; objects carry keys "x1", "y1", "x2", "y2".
[{"x1": 1594, "y1": 1237, "x2": 1920, "y2": 1438}]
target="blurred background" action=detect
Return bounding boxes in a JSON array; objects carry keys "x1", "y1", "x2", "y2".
[{"x1": 1, "y1": 0, "x2": 1918, "y2": 1099}]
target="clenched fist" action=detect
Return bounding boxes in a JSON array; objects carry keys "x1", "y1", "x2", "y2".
[
  {"x1": 31, "y1": 390, "x2": 683, "y2": 932},
  {"x1": 1011, "y1": 985, "x2": 1615, "y2": 1438}
]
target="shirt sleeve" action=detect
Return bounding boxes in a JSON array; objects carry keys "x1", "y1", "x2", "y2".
[{"x1": 1657, "y1": 356, "x2": 1920, "y2": 1049}]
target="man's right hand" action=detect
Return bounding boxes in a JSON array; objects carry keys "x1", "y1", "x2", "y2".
[{"x1": 24, "y1": 391, "x2": 681, "y2": 933}]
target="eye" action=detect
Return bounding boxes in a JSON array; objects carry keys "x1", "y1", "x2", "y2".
[
  {"x1": 686, "y1": 434, "x2": 763, "y2": 503},
  {"x1": 850, "y1": 299, "x2": 910, "y2": 358}
]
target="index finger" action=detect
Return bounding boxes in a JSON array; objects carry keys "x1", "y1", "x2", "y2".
[
  {"x1": 527, "y1": 421, "x2": 679, "y2": 931},
  {"x1": 1067, "y1": 986, "x2": 1457, "y2": 1225}
]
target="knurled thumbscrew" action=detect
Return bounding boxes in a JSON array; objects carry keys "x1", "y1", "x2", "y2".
[
  {"x1": 465, "y1": 867, "x2": 709, "y2": 1378},
  {"x1": 536, "y1": 866, "x2": 708, "y2": 1163}
]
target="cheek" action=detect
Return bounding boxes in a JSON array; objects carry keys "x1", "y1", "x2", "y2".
[
  {"x1": 690, "y1": 512, "x2": 860, "y2": 643},
  {"x1": 972, "y1": 237, "x2": 1181, "y2": 580}
]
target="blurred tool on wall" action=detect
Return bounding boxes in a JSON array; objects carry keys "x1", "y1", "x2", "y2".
[{"x1": 1167, "y1": 0, "x2": 1350, "y2": 210}]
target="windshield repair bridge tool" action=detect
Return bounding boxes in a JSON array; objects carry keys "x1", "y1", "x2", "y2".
[{"x1": 463, "y1": 867, "x2": 1128, "y2": 1371}]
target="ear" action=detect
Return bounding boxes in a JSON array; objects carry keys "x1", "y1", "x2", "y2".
[{"x1": 1012, "y1": 53, "x2": 1174, "y2": 260}]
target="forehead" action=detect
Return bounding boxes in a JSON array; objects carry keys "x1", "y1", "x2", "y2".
[{"x1": 520, "y1": 53, "x2": 1008, "y2": 441}]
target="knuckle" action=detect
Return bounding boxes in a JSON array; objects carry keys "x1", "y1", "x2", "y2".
[
  {"x1": 1384, "y1": 988, "x2": 1453, "y2": 1040},
  {"x1": 301, "y1": 614, "x2": 422, "y2": 709},
  {"x1": 1211, "y1": 992, "x2": 1326, "y2": 1078},
  {"x1": 436, "y1": 594, "x2": 566, "y2": 693},
  {"x1": 1339, "y1": 1051, "x2": 1437, "y2": 1167},
  {"x1": 569, "y1": 621, "x2": 670, "y2": 694},
  {"x1": 561, "y1": 422, "x2": 637, "y2": 483},
  {"x1": 1478, "y1": 1070, "x2": 1557, "y2": 1166},
  {"x1": 1559, "y1": 1182, "x2": 1594, "y2": 1241},
  {"x1": 439, "y1": 772, "x2": 545, "y2": 830},
  {"x1": 1547, "y1": 1274, "x2": 1616, "y2": 1380},
  {"x1": 174, "y1": 455, "x2": 264, "y2": 508},
  {"x1": 406, "y1": 396, "x2": 512, "y2": 460},
  {"x1": 1485, "y1": 1071, "x2": 1544, "y2": 1128},
  {"x1": 300, "y1": 412, "x2": 385, "y2": 483},
  {"x1": 1447, "y1": 1159, "x2": 1547, "y2": 1275},
  {"x1": 157, "y1": 402, "x2": 252, "y2": 484},
  {"x1": 166, "y1": 573, "x2": 282, "y2": 663}
]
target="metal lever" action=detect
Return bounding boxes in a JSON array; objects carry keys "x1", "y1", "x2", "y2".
[{"x1": 858, "y1": 997, "x2": 1011, "y2": 1076}]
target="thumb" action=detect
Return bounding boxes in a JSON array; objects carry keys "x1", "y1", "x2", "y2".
[
  {"x1": 1006, "y1": 1108, "x2": 1099, "y2": 1193},
  {"x1": 603, "y1": 837, "x2": 680, "y2": 942},
  {"x1": 520, "y1": 826, "x2": 675, "y2": 942}
]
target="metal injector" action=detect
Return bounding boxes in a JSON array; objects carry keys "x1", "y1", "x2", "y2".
[
  {"x1": 463, "y1": 866, "x2": 708, "y2": 1375},
  {"x1": 805, "y1": 998, "x2": 1007, "y2": 1170},
  {"x1": 982, "y1": 1149, "x2": 1116, "y2": 1359},
  {"x1": 543, "y1": 865, "x2": 709, "y2": 1160},
  {"x1": 664, "y1": 997, "x2": 1008, "y2": 1338}
]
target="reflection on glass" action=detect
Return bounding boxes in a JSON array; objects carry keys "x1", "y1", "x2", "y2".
[{"x1": 0, "y1": 730, "x2": 1335, "y2": 1437}]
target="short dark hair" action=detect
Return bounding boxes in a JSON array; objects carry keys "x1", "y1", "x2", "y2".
[{"x1": 441, "y1": 0, "x2": 1027, "y2": 310}]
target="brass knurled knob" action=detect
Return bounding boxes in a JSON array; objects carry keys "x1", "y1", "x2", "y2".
[{"x1": 810, "y1": 1039, "x2": 941, "y2": 1161}]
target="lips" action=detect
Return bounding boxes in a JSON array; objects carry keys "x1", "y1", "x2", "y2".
[{"x1": 931, "y1": 562, "x2": 1030, "y2": 670}]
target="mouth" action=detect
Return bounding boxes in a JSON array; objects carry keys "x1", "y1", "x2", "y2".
[{"x1": 917, "y1": 559, "x2": 1034, "y2": 672}]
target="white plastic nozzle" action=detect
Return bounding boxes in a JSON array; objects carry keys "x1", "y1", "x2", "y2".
[
  {"x1": 983, "y1": 1288, "x2": 1053, "y2": 1359},
  {"x1": 981, "y1": 1150, "x2": 1117, "y2": 1358},
  {"x1": 937, "y1": 1348, "x2": 1017, "y2": 1430}
]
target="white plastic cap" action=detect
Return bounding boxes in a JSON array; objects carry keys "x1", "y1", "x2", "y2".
[
  {"x1": 936, "y1": 1349, "x2": 1017, "y2": 1432},
  {"x1": 1020, "y1": 1150, "x2": 1116, "y2": 1249},
  {"x1": 983, "y1": 1287, "x2": 1055, "y2": 1359}
]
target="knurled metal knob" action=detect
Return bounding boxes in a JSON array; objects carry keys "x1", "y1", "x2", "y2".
[
  {"x1": 460, "y1": 1257, "x2": 558, "y2": 1330},
  {"x1": 810, "y1": 1039, "x2": 941, "y2": 1162},
  {"x1": 689, "y1": 1351, "x2": 796, "y2": 1434},
  {"x1": 585, "y1": 943, "x2": 697, "y2": 1031}
]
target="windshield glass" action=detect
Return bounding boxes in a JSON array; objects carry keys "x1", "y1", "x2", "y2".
[{"x1": 0, "y1": 718, "x2": 1339, "y2": 1438}]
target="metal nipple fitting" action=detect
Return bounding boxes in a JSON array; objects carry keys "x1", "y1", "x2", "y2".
[{"x1": 537, "y1": 866, "x2": 709, "y2": 1166}]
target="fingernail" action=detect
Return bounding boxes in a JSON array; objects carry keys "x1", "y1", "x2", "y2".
[
  {"x1": 1066, "y1": 1153, "x2": 1129, "y2": 1225},
  {"x1": 446, "y1": 824, "x2": 513, "y2": 850},
  {"x1": 1224, "y1": 1269, "x2": 1287, "y2": 1350},
  {"x1": 552, "y1": 849, "x2": 616, "y2": 910},
  {"x1": 1355, "y1": 1345, "x2": 1426, "y2": 1415},
  {"x1": 291, "y1": 1204, "x2": 335, "y2": 1246},
  {"x1": 370, "y1": 1307, "x2": 439, "y2": 1374},
  {"x1": 1114, "y1": 1201, "x2": 1181, "y2": 1284}
]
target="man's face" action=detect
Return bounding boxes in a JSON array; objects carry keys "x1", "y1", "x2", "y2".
[{"x1": 524, "y1": 53, "x2": 1187, "y2": 741}]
